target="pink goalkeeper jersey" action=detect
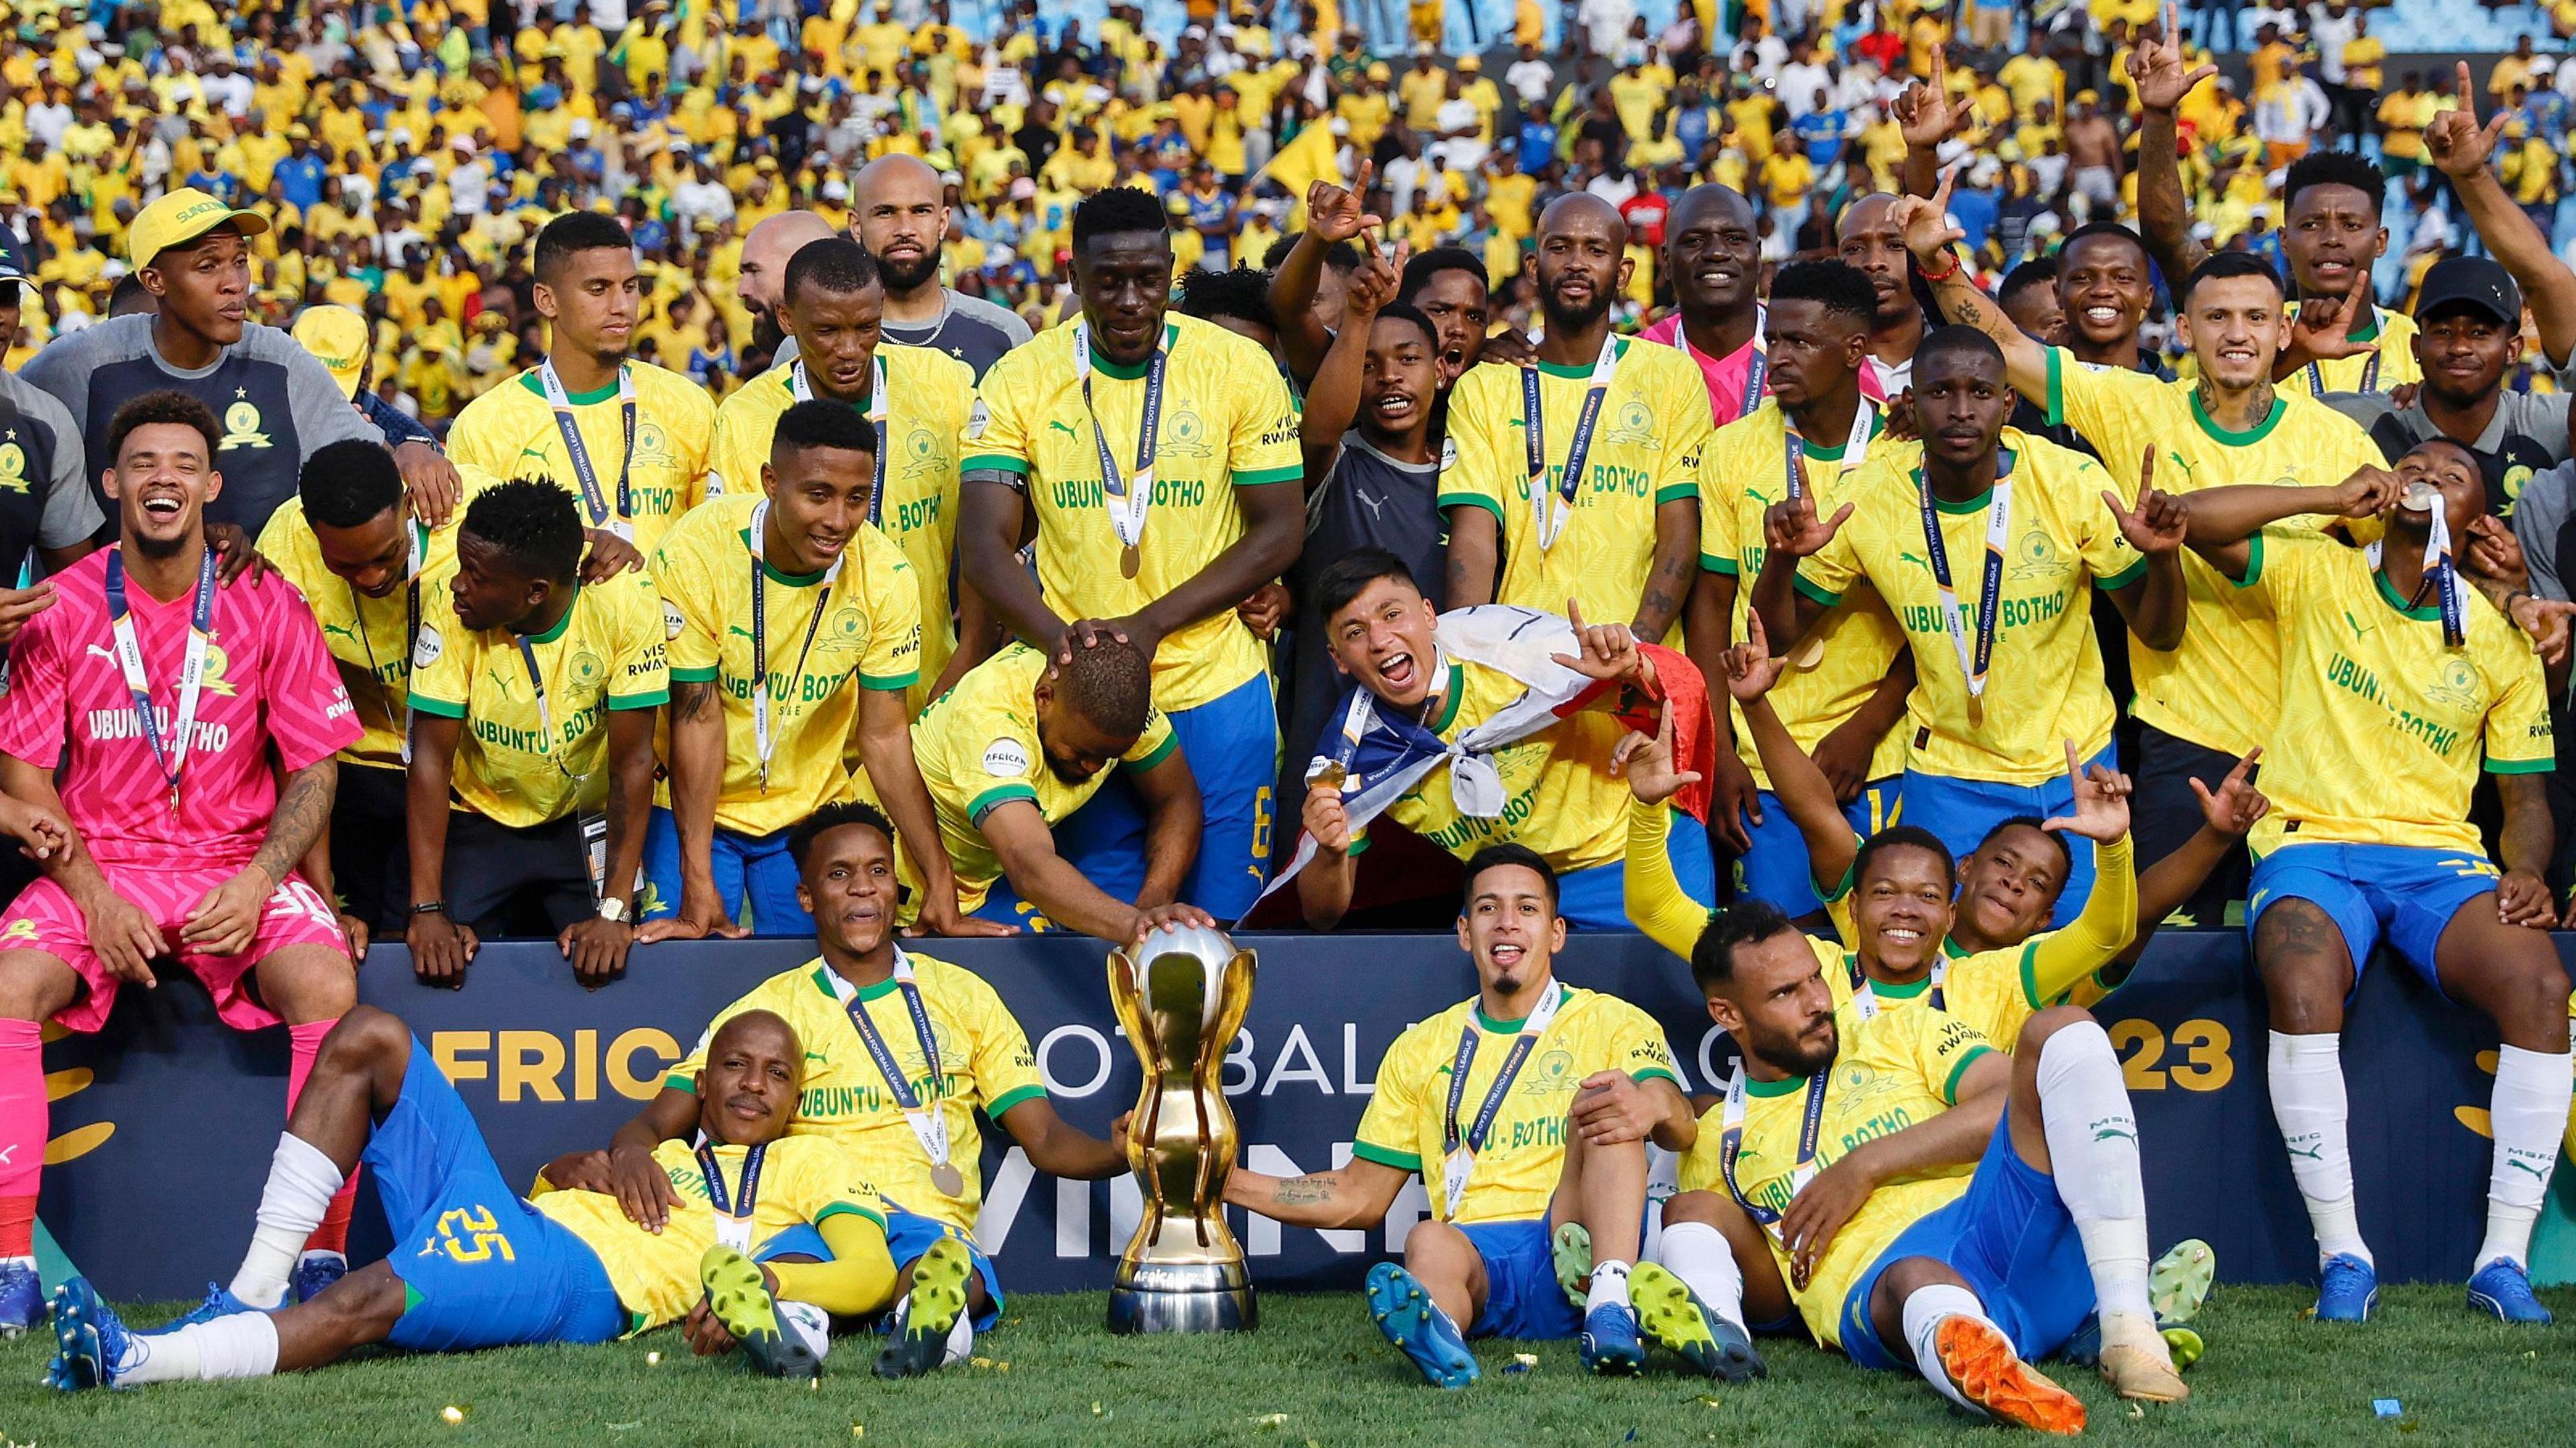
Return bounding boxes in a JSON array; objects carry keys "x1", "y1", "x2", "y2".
[{"x1": 0, "y1": 547, "x2": 359, "y2": 869}]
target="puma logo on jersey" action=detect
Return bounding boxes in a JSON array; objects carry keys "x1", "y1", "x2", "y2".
[
  {"x1": 85, "y1": 645, "x2": 116, "y2": 663},
  {"x1": 1046, "y1": 420, "x2": 1079, "y2": 437}
]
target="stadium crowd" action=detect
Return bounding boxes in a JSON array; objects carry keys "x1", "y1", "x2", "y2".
[{"x1": 0, "y1": 0, "x2": 2567, "y2": 1432}]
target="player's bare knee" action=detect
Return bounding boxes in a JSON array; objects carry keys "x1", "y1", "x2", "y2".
[
  {"x1": 259, "y1": 945, "x2": 357, "y2": 1023},
  {"x1": 1660, "y1": 1188, "x2": 1724, "y2": 1226},
  {"x1": 320, "y1": 1005, "x2": 410, "y2": 1072},
  {"x1": 303, "y1": 1260, "x2": 409, "y2": 1334},
  {"x1": 2255, "y1": 903, "x2": 2351, "y2": 1033},
  {"x1": 1401, "y1": 1218, "x2": 1470, "y2": 1270},
  {"x1": 2012, "y1": 1004, "x2": 2096, "y2": 1060},
  {"x1": 2484, "y1": 949, "x2": 2573, "y2": 1050},
  {"x1": 0, "y1": 950, "x2": 74, "y2": 1021}
]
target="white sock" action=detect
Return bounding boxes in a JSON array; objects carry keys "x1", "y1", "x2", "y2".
[
  {"x1": 117, "y1": 1313, "x2": 281, "y2": 1384},
  {"x1": 1900, "y1": 1282, "x2": 1993, "y2": 1414},
  {"x1": 230, "y1": 1133, "x2": 343, "y2": 1311},
  {"x1": 2477, "y1": 1045, "x2": 2573, "y2": 1271},
  {"x1": 2267, "y1": 1032, "x2": 2370, "y2": 1268},
  {"x1": 2036, "y1": 1021, "x2": 2157, "y2": 1349},
  {"x1": 1585, "y1": 1258, "x2": 1632, "y2": 1315},
  {"x1": 230, "y1": 1128, "x2": 342, "y2": 1308},
  {"x1": 1655, "y1": 1222, "x2": 1747, "y2": 1333},
  {"x1": 777, "y1": 1300, "x2": 830, "y2": 1363},
  {"x1": 941, "y1": 1308, "x2": 974, "y2": 1368}
]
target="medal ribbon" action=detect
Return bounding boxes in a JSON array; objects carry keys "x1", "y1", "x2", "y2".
[
  {"x1": 538, "y1": 360, "x2": 637, "y2": 537},
  {"x1": 790, "y1": 355, "x2": 892, "y2": 526},
  {"x1": 346, "y1": 518, "x2": 428, "y2": 765},
  {"x1": 1521, "y1": 338, "x2": 1621, "y2": 553},
  {"x1": 1842, "y1": 953, "x2": 1879, "y2": 1022},
  {"x1": 1717, "y1": 1062, "x2": 1831, "y2": 1236},
  {"x1": 1438, "y1": 979, "x2": 1565, "y2": 1220},
  {"x1": 694, "y1": 1141, "x2": 769, "y2": 1251},
  {"x1": 104, "y1": 545, "x2": 217, "y2": 813},
  {"x1": 1783, "y1": 399, "x2": 1875, "y2": 502},
  {"x1": 1071, "y1": 321, "x2": 1167, "y2": 560},
  {"x1": 842, "y1": 946, "x2": 958, "y2": 1182},
  {"x1": 2367, "y1": 512, "x2": 2467, "y2": 649},
  {"x1": 747, "y1": 500, "x2": 845, "y2": 791},
  {"x1": 1737, "y1": 304, "x2": 1770, "y2": 419},
  {"x1": 1916, "y1": 468, "x2": 2011, "y2": 698}
]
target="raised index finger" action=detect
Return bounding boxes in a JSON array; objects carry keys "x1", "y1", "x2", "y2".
[{"x1": 1566, "y1": 597, "x2": 1587, "y2": 634}]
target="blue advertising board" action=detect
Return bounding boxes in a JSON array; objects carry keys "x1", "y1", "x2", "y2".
[{"x1": 25, "y1": 931, "x2": 2561, "y2": 1302}]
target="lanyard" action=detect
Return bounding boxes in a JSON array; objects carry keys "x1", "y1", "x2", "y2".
[
  {"x1": 345, "y1": 518, "x2": 429, "y2": 765},
  {"x1": 1438, "y1": 979, "x2": 1564, "y2": 1221},
  {"x1": 2306, "y1": 311, "x2": 2383, "y2": 395},
  {"x1": 1843, "y1": 953, "x2": 1879, "y2": 1021},
  {"x1": 1916, "y1": 467, "x2": 2012, "y2": 699},
  {"x1": 1782, "y1": 399, "x2": 1875, "y2": 502},
  {"x1": 694, "y1": 1141, "x2": 768, "y2": 1251},
  {"x1": 1738, "y1": 304, "x2": 1770, "y2": 419},
  {"x1": 514, "y1": 633, "x2": 574, "y2": 777},
  {"x1": 790, "y1": 355, "x2": 892, "y2": 527},
  {"x1": 1521, "y1": 338, "x2": 1621, "y2": 553},
  {"x1": 1717, "y1": 1062, "x2": 1831, "y2": 1236},
  {"x1": 1071, "y1": 321, "x2": 1167, "y2": 579},
  {"x1": 104, "y1": 545, "x2": 218, "y2": 814},
  {"x1": 746, "y1": 500, "x2": 844, "y2": 792},
  {"x1": 538, "y1": 359, "x2": 637, "y2": 540},
  {"x1": 2367, "y1": 498, "x2": 2467, "y2": 649},
  {"x1": 840, "y1": 947, "x2": 966, "y2": 1197}
]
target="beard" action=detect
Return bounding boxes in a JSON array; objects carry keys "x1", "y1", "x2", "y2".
[
  {"x1": 749, "y1": 304, "x2": 787, "y2": 359},
  {"x1": 1748, "y1": 1017, "x2": 1837, "y2": 1080},
  {"x1": 873, "y1": 248, "x2": 941, "y2": 295},
  {"x1": 1541, "y1": 278, "x2": 1613, "y2": 334}
]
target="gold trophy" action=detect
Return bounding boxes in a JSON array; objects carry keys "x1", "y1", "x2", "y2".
[{"x1": 1105, "y1": 922, "x2": 1259, "y2": 1333}]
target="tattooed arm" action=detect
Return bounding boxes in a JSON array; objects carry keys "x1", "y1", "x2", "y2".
[
  {"x1": 177, "y1": 758, "x2": 337, "y2": 958},
  {"x1": 1888, "y1": 181, "x2": 2052, "y2": 402},
  {"x1": 1633, "y1": 496, "x2": 1699, "y2": 641},
  {"x1": 1222, "y1": 1154, "x2": 1411, "y2": 1229},
  {"x1": 251, "y1": 759, "x2": 337, "y2": 889}
]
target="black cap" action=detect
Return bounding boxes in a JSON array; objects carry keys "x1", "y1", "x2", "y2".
[{"x1": 2416, "y1": 256, "x2": 2522, "y2": 326}]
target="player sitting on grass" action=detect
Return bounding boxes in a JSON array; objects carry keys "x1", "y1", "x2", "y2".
[
  {"x1": 1224, "y1": 844, "x2": 1707, "y2": 1386},
  {"x1": 1674, "y1": 905, "x2": 2189, "y2": 1431},
  {"x1": 45, "y1": 1005, "x2": 914, "y2": 1389},
  {"x1": 605, "y1": 800, "x2": 1135, "y2": 1379},
  {"x1": 2180, "y1": 439, "x2": 2575, "y2": 1325}
]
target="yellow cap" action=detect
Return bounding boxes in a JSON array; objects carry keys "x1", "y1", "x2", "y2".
[
  {"x1": 128, "y1": 187, "x2": 269, "y2": 270},
  {"x1": 291, "y1": 305, "x2": 369, "y2": 399}
]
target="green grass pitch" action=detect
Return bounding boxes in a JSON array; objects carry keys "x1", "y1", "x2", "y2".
[{"x1": 1, "y1": 1284, "x2": 2572, "y2": 1446}]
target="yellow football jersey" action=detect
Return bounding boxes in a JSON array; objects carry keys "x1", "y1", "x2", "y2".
[
  {"x1": 665, "y1": 956, "x2": 1047, "y2": 1234},
  {"x1": 1353, "y1": 985, "x2": 1680, "y2": 1225},
  {"x1": 1796, "y1": 431, "x2": 2140, "y2": 785},
  {"x1": 2236, "y1": 527, "x2": 2554, "y2": 856},
  {"x1": 1818, "y1": 834, "x2": 2138, "y2": 1038},
  {"x1": 965, "y1": 314, "x2": 1300, "y2": 710},
  {"x1": 446, "y1": 360, "x2": 716, "y2": 557},
  {"x1": 2277, "y1": 306, "x2": 2422, "y2": 398},
  {"x1": 1676, "y1": 1003, "x2": 1996, "y2": 1346},
  {"x1": 533, "y1": 1134, "x2": 886, "y2": 1330},
  {"x1": 909, "y1": 643, "x2": 1177, "y2": 915},
  {"x1": 410, "y1": 568, "x2": 670, "y2": 828},
  {"x1": 1699, "y1": 402, "x2": 1909, "y2": 789},
  {"x1": 2042, "y1": 347, "x2": 2387, "y2": 756},
  {"x1": 257, "y1": 478, "x2": 490, "y2": 771},
  {"x1": 705, "y1": 345, "x2": 977, "y2": 712},
  {"x1": 1440, "y1": 338, "x2": 1711, "y2": 641},
  {"x1": 653, "y1": 494, "x2": 921, "y2": 838},
  {"x1": 1350, "y1": 657, "x2": 1632, "y2": 873}
]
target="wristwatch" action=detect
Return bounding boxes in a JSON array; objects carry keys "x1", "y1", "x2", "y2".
[{"x1": 596, "y1": 897, "x2": 630, "y2": 924}]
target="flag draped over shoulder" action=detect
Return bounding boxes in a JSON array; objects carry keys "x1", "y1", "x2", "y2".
[{"x1": 1259, "y1": 605, "x2": 1715, "y2": 901}]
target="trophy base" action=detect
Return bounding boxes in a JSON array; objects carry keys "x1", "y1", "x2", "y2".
[{"x1": 1107, "y1": 1260, "x2": 1258, "y2": 1335}]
